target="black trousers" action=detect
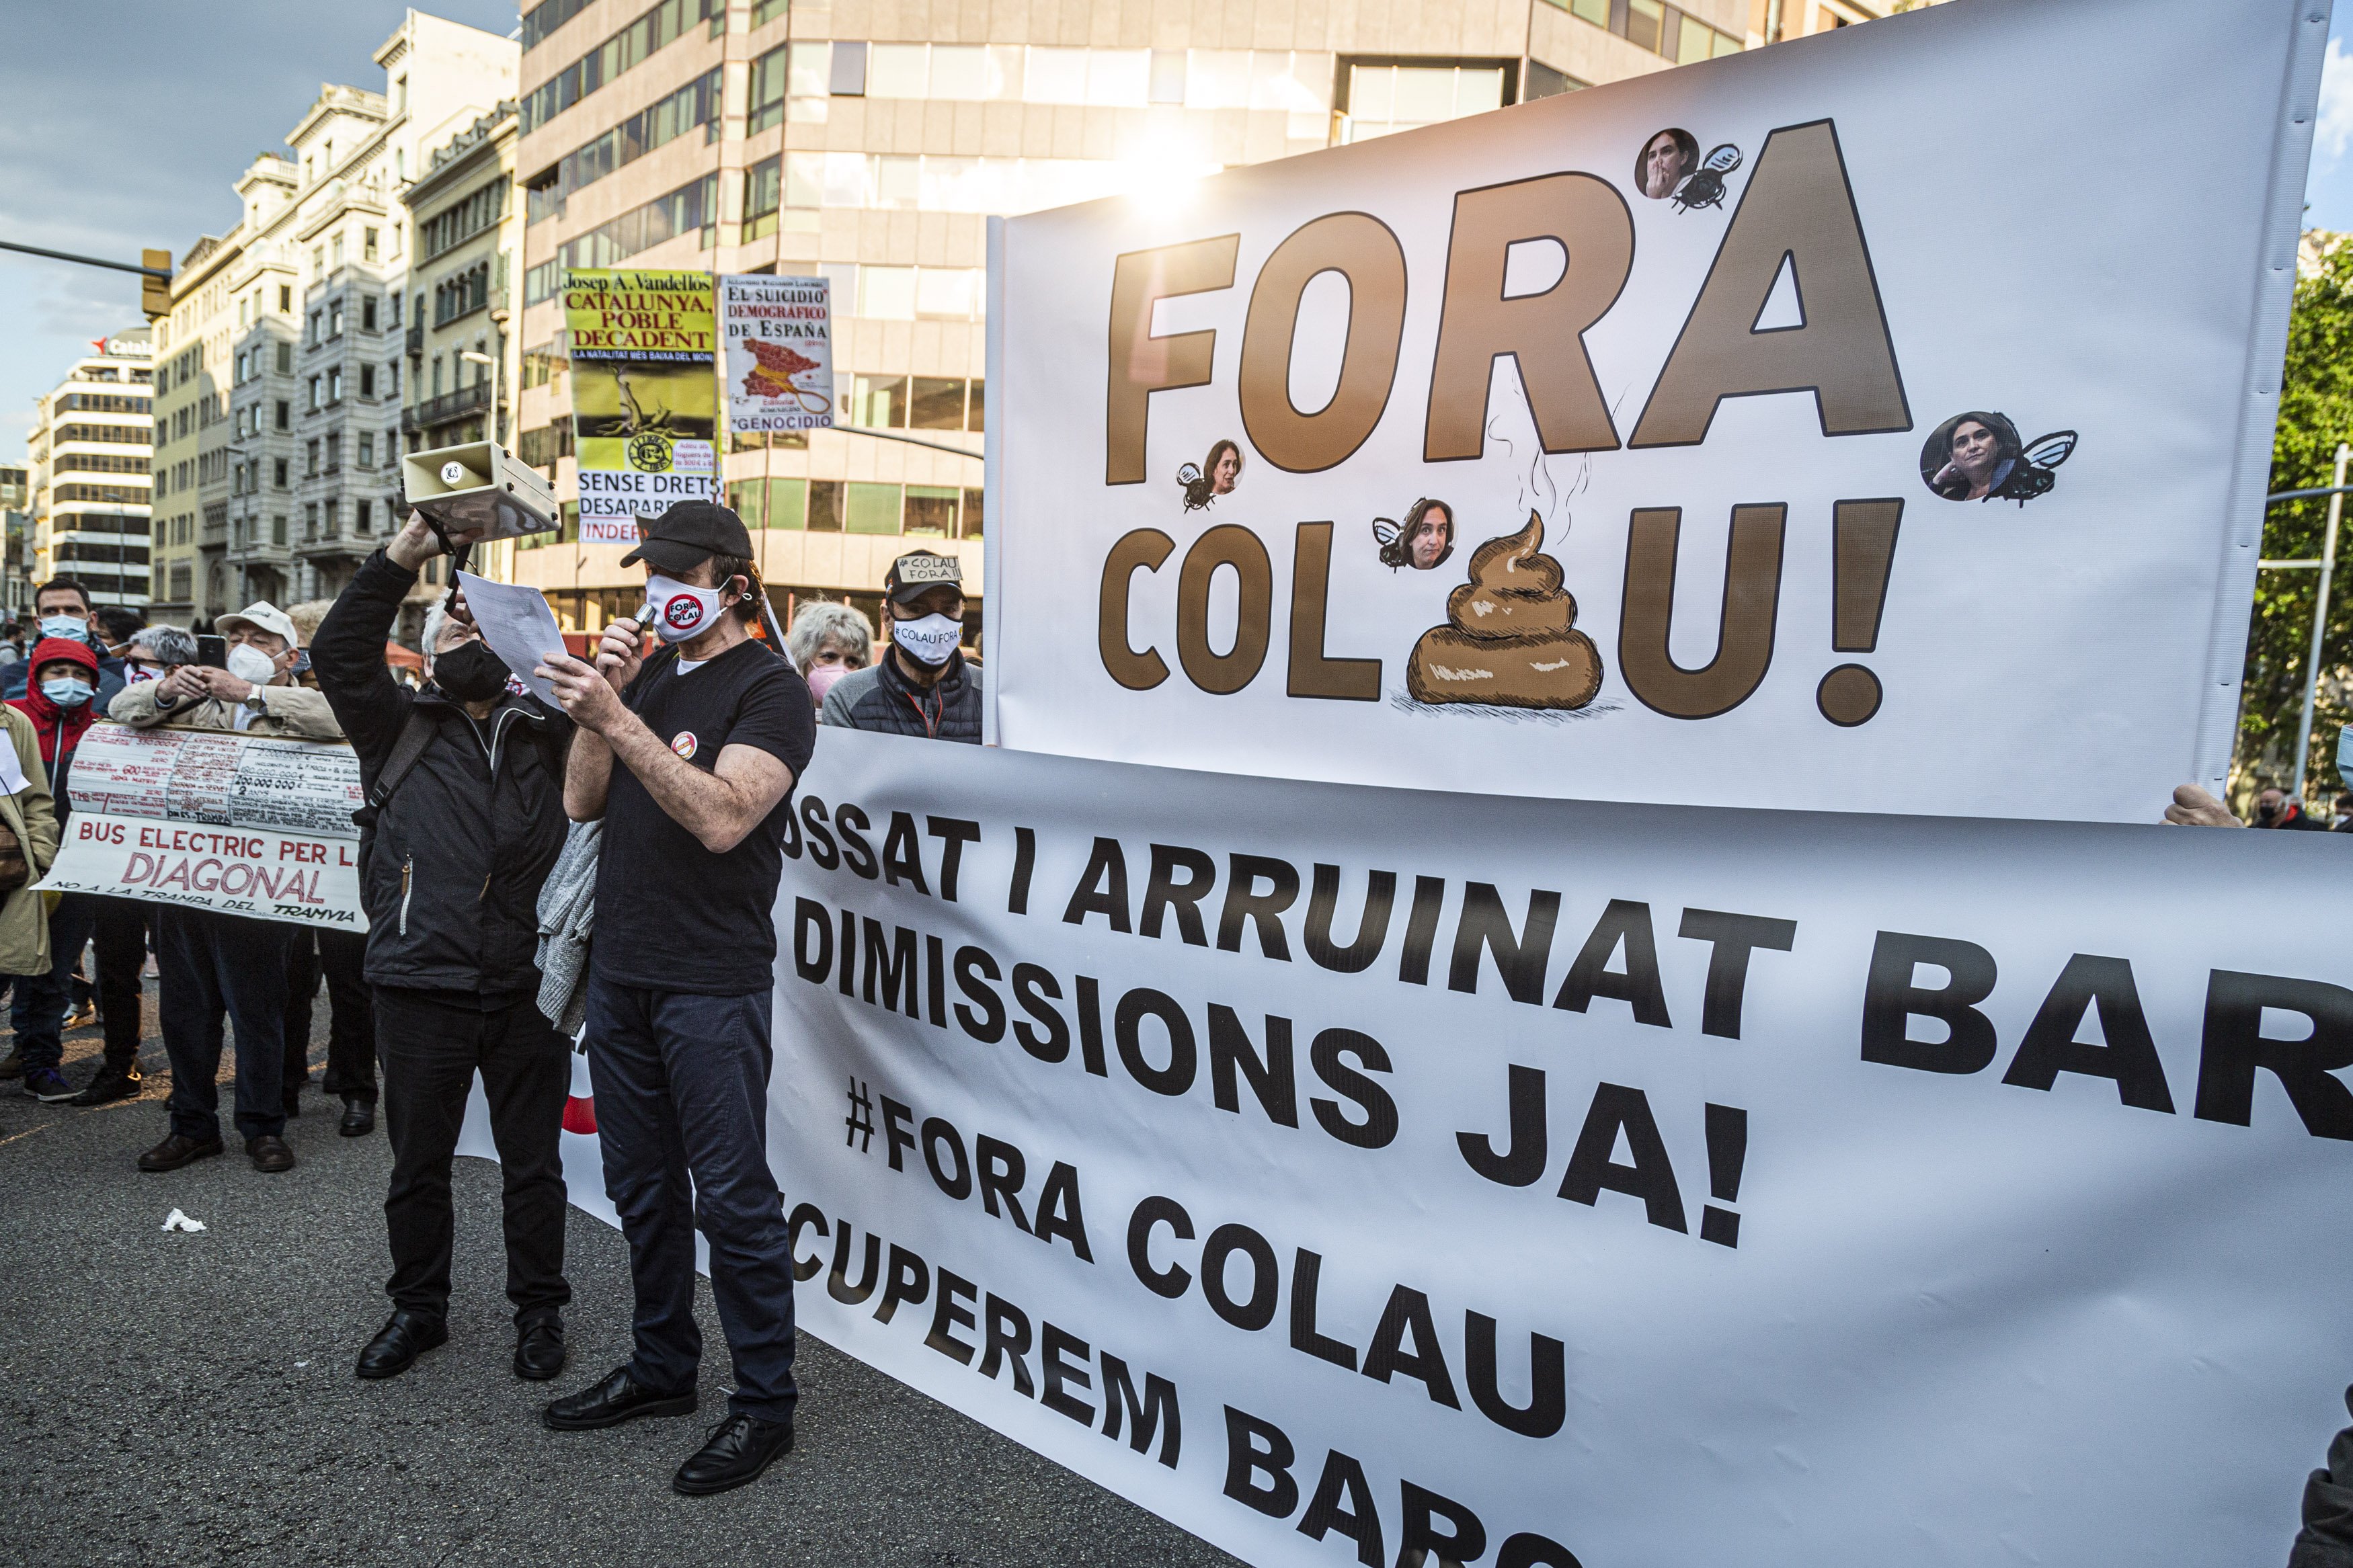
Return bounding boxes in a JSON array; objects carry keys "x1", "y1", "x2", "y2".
[
  {"x1": 11, "y1": 893, "x2": 96, "y2": 1074},
  {"x1": 157, "y1": 907, "x2": 292, "y2": 1144},
  {"x1": 376, "y1": 985, "x2": 571, "y2": 1326},
  {"x1": 284, "y1": 928, "x2": 376, "y2": 1105},
  {"x1": 91, "y1": 895, "x2": 149, "y2": 1069},
  {"x1": 585, "y1": 974, "x2": 797, "y2": 1421}
]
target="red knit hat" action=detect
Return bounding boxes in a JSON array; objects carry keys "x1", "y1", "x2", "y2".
[{"x1": 28, "y1": 636, "x2": 98, "y2": 677}]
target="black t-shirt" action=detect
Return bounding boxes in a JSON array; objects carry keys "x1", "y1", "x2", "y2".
[{"x1": 592, "y1": 638, "x2": 815, "y2": 995}]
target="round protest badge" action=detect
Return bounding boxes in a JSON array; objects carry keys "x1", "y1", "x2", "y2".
[
  {"x1": 671, "y1": 731, "x2": 698, "y2": 759},
  {"x1": 663, "y1": 595, "x2": 707, "y2": 636}
]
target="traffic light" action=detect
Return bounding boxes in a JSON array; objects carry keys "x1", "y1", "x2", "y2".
[{"x1": 141, "y1": 248, "x2": 169, "y2": 319}]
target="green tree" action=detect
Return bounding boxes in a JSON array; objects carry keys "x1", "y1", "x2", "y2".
[{"x1": 2242, "y1": 235, "x2": 2353, "y2": 806}]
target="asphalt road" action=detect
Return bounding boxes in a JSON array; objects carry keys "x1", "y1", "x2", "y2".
[{"x1": 0, "y1": 992, "x2": 1242, "y2": 1568}]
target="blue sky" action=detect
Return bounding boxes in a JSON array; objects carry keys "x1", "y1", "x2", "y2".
[
  {"x1": 2308, "y1": 24, "x2": 2353, "y2": 231},
  {"x1": 0, "y1": 1, "x2": 519, "y2": 470}
]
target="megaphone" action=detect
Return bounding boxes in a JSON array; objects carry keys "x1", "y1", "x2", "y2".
[{"x1": 398, "y1": 440, "x2": 559, "y2": 544}]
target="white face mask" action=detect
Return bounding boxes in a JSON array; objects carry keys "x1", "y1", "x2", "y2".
[
  {"x1": 37, "y1": 614, "x2": 85, "y2": 642},
  {"x1": 226, "y1": 643, "x2": 280, "y2": 687},
  {"x1": 126, "y1": 664, "x2": 159, "y2": 684},
  {"x1": 40, "y1": 677, "x2": 91, "y2": 708},
  {"x1": 643, "y1": 574, "x2": 727, "y2": 645},
  {"x1": 892, "y1": 613, "x2": 963, "y2": 667}
]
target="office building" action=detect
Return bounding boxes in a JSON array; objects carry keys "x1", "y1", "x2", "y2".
[
  {"x1": 508, "y1": 0, "x2": 1915, "y2": 636},
  {"x1": 152, "y1": 9, "x2": 517, "y2": 623},
  {"x1": 1, "y1": 464, "x2": 30, "y2": 616},
  {"x1": 25, "y1": 333, "x2": 154, "y2": 610}
]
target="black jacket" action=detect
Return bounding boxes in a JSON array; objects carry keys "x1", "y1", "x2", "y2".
[
  {"x1": 313, "y1": 549, "x2": 571, "y2": 995},
  {"x1": 2293, "y1": 1386, "x2": 2353, "y2": 1567},
  {"x1": 819, "y1": 650, "x2": 984, "y2": 742}
]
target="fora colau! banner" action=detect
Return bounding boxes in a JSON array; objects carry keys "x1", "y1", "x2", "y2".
[
  {"x1": 985, "y1": 0, "x2": 2325, "y2": 821},
  {"x1": 565, "y1": 268, "x2": 719, "y2": 546},
  {"x1": 496, "y1": 730, "x2": 2353, "y2": 1567}
]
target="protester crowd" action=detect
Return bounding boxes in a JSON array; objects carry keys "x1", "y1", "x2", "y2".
[
  {"x1": 0, "y1": 506, "x2": 977, "y2": 1496},
  {"x1": 5, "y1": 497, "x2": 2336, "y2": 1511}
]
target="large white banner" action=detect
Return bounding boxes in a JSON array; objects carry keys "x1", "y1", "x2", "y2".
[
  {"x1": 986, "y1": 0, "x2": 2325, "y2": 822},
  {"x1": 520, "y1": 731, "x2": 2352, "y2": 1565},
  {"x1": 34, "y1": 723, "x2": 363, "y2": 926}
]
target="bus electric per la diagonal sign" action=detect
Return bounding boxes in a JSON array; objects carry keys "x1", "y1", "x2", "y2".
[{"x1": 986, "y1": 0, "x2": 2327, "y2": 821}]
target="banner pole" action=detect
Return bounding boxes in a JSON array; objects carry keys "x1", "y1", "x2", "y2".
[{"x1": 982, "y1": 214, "x2": 1004, "y2": 747}]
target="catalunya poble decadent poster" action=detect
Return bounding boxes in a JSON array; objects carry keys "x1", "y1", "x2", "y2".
[
  {"x1": 987, "y1": 0, "x2": 2323, "y2": 821},
  {"x1": 564, "y1": 267, "x2": 719, "y2": 545}
]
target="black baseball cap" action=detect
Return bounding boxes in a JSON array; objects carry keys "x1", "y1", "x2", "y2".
[
  {"x1": 619, "y1": 499, "x2": 753, "y2": 574},
  {"x1": 884, "y1": 549, "x2": 963, "y2": 604}
]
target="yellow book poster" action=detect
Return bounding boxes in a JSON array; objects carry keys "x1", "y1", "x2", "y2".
[{"x1": 563, "y1": 268, "x2": 718, "y2": 544}]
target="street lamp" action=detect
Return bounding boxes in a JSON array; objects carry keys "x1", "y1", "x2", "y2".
[
  {"x1": 460, "y1": 348, "x2": 499, "y2": 446},
  {"x1": 463, "y1": 304, "x2": 512, "y2": 447}
]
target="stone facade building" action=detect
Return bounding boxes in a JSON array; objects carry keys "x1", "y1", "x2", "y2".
[{"x1": 151, "y1": 10, "x2": 518, "y2": 623}]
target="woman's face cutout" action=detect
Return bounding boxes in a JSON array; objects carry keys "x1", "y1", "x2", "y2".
[
  {"x1": 1950, "y1": 421, "x2": 1999, "y2": 483},
  {"x1": 1410, "y1": 508, "x2": 1453, "y2": 570},
  {"x1": 1212, "y1": 447, "x2": 1241, "y2": 494},
  {"x1": 1642, "y1": 134, "x2": 1689, "y2": 198}
]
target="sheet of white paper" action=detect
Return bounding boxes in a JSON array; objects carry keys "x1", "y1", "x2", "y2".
[
  {"x1": 455, "y1": 571, "x2": 569, "y2": 706},
  {"x1": 0, "y1": 735, "x2": 29, "y2": 797}
]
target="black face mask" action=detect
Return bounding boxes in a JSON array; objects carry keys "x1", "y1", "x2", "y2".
[{"x1": 434, "y1": 639, "x2": 512, "y2": 703}]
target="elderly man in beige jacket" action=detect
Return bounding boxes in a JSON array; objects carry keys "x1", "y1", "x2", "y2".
[
  {"x1": 110, "y1": 601, "x2": 342, "y2": 1176},
  {"x1": 0, "y1": 701, "x2": 63, "y2": 1087}
]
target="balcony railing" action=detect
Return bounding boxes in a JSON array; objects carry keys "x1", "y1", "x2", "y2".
[
  {"x1": 294, "y1": 531, "x2": 373, "y2": 559},
  {"x1": 401, "y1": 381, "x2": 492, "y2": 433},
  {"x1": 405, "y1": 323, "x2": 424, "y2": 358}
]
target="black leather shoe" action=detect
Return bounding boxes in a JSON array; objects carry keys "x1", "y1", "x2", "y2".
[
  {"x1": 672, "y1": 1411, "x2": 795, "y2": 1496},
  {"x1": 138, "y1": 1132, "x2": 225, "y2": 1172},
  {"x1": 355, "y1": 1309, "x2": 448, "y2": 1380},
  {"x1": 514, "y1": 1318, "x2": 566, "y2": 1381},
  {"x1": 69, "y1": 1063, "x2": 141, "y2": 1106},
  {"x1": 246, "y1": 1134, "x2": 295, "y2": 1173},
  {"x1": 543, "y1": 1364, "x2": 696, "y2": 1431},
  {"x1": 338, "y1": 1096, "x2": 375, "y2": 1137}
]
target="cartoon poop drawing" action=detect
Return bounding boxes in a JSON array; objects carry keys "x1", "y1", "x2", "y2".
[{"x1": 1405, "y1": 513, "x2": 1603, "y2": 709}]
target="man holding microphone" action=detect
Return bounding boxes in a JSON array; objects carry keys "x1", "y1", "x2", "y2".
[{"x1": 532, "y1": 501, "x2": 815, "y2": 1498}]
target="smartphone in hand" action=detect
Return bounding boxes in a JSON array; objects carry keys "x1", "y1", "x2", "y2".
[{"x1": 196, "y1": 635, "x2": 228, "y2": 669}]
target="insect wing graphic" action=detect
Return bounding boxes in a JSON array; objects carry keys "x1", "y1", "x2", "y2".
[
  {"x1": 1671, "y1": 144, "x2": 1743, "y2": 212},
  {"x1": 2021, "y1": 431, "x2": 2077, "y2": 470},
  {"x1": 1176, "y1": 462, "x2": 1220, "y2": 512},
  {"x1": 1992, "y1": 429, "x2": 2078, "y2": 505}
]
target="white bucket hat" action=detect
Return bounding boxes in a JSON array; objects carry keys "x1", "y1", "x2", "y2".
[{"x1": 214, "y1": 601, "x2": 301, "y2": 649}]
